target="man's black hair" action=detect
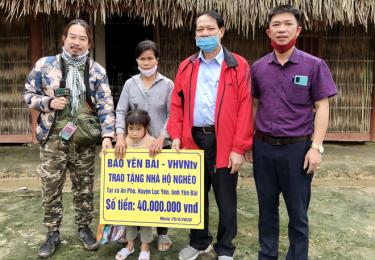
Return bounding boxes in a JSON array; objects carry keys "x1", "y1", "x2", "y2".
[
  {"x1": 267, "y1": 5, "x2": 302, "y2": 26},
  {"x1": 196, "y1": 10, "x2": 225, "y2": 28}
]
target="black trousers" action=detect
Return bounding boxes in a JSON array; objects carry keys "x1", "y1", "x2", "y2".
[
  {"x1": 253, "y1": 137, "x2": 313, "y2": 260},
  {"x1": 189, "y1": 130, "x2": 238, "y2": 257}
]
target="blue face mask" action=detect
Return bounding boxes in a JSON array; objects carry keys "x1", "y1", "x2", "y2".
[{"x1": 195, "y1": 35, "x2": 219, "y2": 53}]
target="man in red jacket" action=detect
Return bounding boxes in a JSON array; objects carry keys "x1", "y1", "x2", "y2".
[{"x1": 167, "y1": 10, "x2": 253, "y2": 260}]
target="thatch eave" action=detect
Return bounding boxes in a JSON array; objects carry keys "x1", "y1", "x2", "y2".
[{"x1": 1, "y1": 0, "x2": 375, "y2": 37}]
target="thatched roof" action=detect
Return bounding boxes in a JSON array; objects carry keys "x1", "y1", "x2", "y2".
[{"x1": 1, "y1": 0, "x2": 375, "y2": 36}]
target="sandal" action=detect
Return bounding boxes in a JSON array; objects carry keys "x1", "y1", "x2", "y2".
[
  {"x1": 157, "y1": 234, "x2": 173, "y2": 252},
  {"x1": 115, "y1": 247, "x2": 135, "y2": 260},
  {"x1": 138, "y1": 250, "x2": 150, "y2": 260}
]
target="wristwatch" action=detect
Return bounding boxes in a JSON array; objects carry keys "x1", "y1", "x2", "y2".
[{"x1": 311, "y1": 143, "x2": 324, "y2": 154}]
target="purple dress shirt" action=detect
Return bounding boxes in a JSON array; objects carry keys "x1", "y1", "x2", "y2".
[{"x1": 252, "y1": 48, "x2": 337, "y2": 137}]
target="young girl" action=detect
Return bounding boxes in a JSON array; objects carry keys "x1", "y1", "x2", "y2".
[{"x1": 116, "y1": 108, "x2": 155, "y2": 260}]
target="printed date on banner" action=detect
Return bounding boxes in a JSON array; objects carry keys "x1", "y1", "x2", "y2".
[{"x1": 100, "y1": 149, "x2": 204, "y2": 229}]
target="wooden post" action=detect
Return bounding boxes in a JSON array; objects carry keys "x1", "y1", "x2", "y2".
[
  {"x1": 370, "y1": 44, "x2": 375, "y2": 142},
  {"x1": 94, "y1": 18, "x2": 106, "y2": 68},
  {"x1": 30, "y1": 15, "x2": 42, "y2": 144},
  {"x1": 154, "y1": 19, "x2": 161, "y2": 54}
]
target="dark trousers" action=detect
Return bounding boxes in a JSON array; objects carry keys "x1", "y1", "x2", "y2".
[
  {"x1": 253, "y1": 137, "x2": 313, "y2": 260},
  {"x1": 190, "y1": 131, "x2": 238, "y2": 257}
]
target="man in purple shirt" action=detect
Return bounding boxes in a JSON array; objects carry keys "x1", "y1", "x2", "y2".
[{"x1": 248, "y1": 5, "x2": 337, "y2": 260}]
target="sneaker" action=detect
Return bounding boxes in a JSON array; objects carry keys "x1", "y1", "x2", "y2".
[
  {"x1": 38, "y1": 230, "x2": 60, "y2": 258},
  {"x1": 178, "y1": 244, "x2": 213, "y2": 260},
  {"x1": 77, "y1": 226, "x2": 99, "y2": 250}
]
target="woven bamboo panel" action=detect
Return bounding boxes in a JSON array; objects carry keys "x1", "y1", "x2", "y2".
[
  {"x1": 158, "y1": 27, "x2": 197, "y2": 79},
  {"x1": 0, "y1": 15, "x2": 372, "y2": 137},
  {"x1": 322, "y1": 25, "x2": 373, "y2": 133},
  {"x1": 0, "y1": 13, "x2": 31, "y2": 135},
  {"x1": 222, "y1": 28, "x2": 270, "y2": 63}
]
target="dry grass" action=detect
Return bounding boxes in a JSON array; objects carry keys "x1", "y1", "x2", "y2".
[{"x1": 1, "y1": 0, "x2": 375, "y2": 37}]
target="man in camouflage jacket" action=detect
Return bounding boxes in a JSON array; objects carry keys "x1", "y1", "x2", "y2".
[{"x1": 23, "y1": 19, "x2": 115, "y2": 258}]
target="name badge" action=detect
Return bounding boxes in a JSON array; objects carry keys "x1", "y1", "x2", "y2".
[
  {"x1": 293, "y1": 75, "x2": 308, "y2": 86},
  {"x1": 59, "y1": 121, "x2": 77, "y2": 141}
]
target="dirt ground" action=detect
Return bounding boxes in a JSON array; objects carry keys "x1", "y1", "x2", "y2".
[{"x1": 0, "y1": 143, "x2": 374, "y2": 259}]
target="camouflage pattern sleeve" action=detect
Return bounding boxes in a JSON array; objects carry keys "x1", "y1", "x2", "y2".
[
  {"x1": 23, "y1": 57, "x2": 54, "y2": 112},
  {"x1": 92, "y1": 62, "x2": 115, "y2": 139}
]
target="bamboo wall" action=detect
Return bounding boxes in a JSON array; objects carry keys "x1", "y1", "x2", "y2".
[
  {"x1": 322, "y1": 26, "x2": 374, "y2": 133},
  {"x1": 158, "y1": 27, "x2": 197, "y2": 79},
  {"x1": 158, "y1": 25, "x2": 374, "y2": 135},
  {"x1": 0, "y1": 15, "x2": 31, "y2": 136},
  {"x1": 0, "y1": 16, "x2": 373, "y2": 141}
]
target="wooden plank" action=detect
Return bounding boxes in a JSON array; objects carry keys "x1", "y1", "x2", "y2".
[
  {"x1": 153, "y1": 18, "x2": 161, "y2": 52},
  {"x1": 94, "y1": 18, "x2": 106, "y2": 68},
  {"x1": 30, "y1": 15, "x2": 42, "y2": 144},
  {"x1": 325, "y1": 133, "x2": 371, "y2": 142},
  {"x1": 1, "y1": 133, "x2": 368, "y2": 143},
  {"x1": 0, "y1": 135, "x2": 33, "y2": 143},
  {"x1": 370, "y1": 34, "x2": 375, "y2": 142}
]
